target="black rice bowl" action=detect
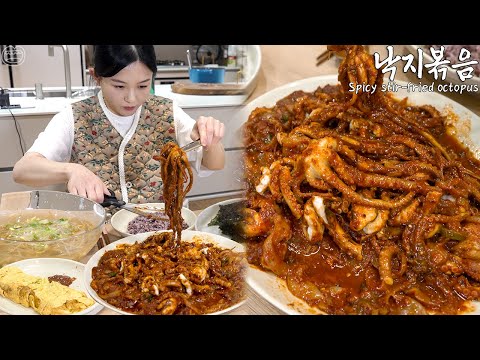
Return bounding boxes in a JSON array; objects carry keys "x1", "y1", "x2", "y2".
[{"x1": 127, "y1": 212, "x2": 189, "y2": 234}]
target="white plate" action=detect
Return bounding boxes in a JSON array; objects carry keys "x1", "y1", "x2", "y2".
[
  {"x1": 110, "y1": 203, "x2": 196, "y2": 237},
  {"x1": 84, "y1": 230, "x2": 246, "y2": 315},
  {"x1": 246, "y1": 267, "x2": 323, "y2": 315},
  {"x1": 0, "y1": 258, "x2": 104, "y2": 315},
  {"x1": 243, "y1": 75, "x2": 480, "y2": 315},
  {"x1": 195, "y1": 198, "x2": 244, "y2": 238},
  {"x1": 405, "y1": 45, "x2": 480, "y2": 94}
]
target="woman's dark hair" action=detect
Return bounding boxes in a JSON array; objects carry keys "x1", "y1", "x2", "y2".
[{"x1": 93, "y1": 45, "x2": 157, "y2": 77}]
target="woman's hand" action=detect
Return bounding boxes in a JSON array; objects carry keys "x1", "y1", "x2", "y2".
[
  {"x1": 190, "y1": 116, "x2": 225, "y2": 148},
  {"x1": 189, "y1": 116, "x2": 226, "y2": 170},
  {"x1": 67, "y1": 163, "x2": 110, "y2": 203},
  {"x1": 13, "y1": 152, "x2": 111, "y2": 202}
]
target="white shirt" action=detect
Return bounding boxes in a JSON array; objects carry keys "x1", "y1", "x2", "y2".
[{"x1": 28, "y1": 92, "x2": 213, "y2": 201}]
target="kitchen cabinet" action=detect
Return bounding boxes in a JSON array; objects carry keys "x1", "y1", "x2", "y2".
[
  {"x1": 188, "y1": 149, "x2": 245, "y2": 199},
  {"x1": 0, "y1": 172, "x2": 65, "y2": 195},
  {"x1": 182, "y1": 106, "x2": 246, "y2": 201},
  {"x1": 0, "y1": 115, "x2": 50, "y2": 168},
  {"x1": 183, "y1": 106, "x2": 245, "y2": 149},
  {"x1": 0, "y1": 63, "x2": 10, "y2": 88},
  {"x1": 0, "y1": 114, "x2": 65, "y2": 197}
]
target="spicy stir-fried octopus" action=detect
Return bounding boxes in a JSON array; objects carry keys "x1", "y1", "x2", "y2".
[
  {"x1": 91, "y1": 232, "x2": 246, "y2": 315},
  {"x1": 243, "y1": 45, "x2": 480, "y2": 314},
  {"x1": 91, "y1": 144, "x2": 246, "y2": 315}
]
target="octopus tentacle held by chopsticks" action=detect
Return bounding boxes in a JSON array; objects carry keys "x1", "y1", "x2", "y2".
[{"x1": 153, "y1": 142, "x2": 193, "y2": 244}]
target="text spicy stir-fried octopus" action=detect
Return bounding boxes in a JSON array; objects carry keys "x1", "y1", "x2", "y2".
[{"x1": 243, "y1": 45, "x2": 480, "y2": 315}]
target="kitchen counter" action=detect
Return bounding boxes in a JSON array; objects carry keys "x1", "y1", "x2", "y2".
[
  {"x1": 0, "y1": 97, "x2": 78, "y2": 118},
  {"x1": 0, "y1": 84, "x2": 250, "y2": 119},
  {"x1": 0, "y1": 86, "x2": 89, "y2": 118},
  {"x1": 154, "y1": 84, "x2": 250, "y2": 108}
]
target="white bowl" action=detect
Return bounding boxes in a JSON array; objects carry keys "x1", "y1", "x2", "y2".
[
  {"x1": 84, "y1": 230, "x2": 246, "y2": 315},
  {"x1": 110, "y1": 203, "x2": 196, "y2": 237}
]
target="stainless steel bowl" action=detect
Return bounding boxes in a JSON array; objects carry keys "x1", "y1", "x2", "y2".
[{"x1": 0, "y1": 190, "x2": 105, "y2": 266}]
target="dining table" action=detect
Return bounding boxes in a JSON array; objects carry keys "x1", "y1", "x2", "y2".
[
  {"x1": 0, "y1": 193, "x2": 286, "y2": 316},
  {"x1": 89, "y1": 195, "x2": 286, "y2": 315}
]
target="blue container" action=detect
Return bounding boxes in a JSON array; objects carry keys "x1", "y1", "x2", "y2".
[{"x1": 189, "y1": 67, "x2": 225, "y2": 83}]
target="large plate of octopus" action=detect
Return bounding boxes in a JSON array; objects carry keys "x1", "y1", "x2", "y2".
[
  {"x1": 84, "y1": 230, "x2": 247, "y2": 315},
  {"x1": 242, "y1": 71, "x2": 480, "y2": 315}
]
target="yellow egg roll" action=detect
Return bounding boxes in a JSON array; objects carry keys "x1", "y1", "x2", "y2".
[{"x1": 0, "y1": 266, "x2": 95, "y2": 315}]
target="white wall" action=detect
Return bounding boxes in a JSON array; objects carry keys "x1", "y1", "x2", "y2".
[
  {"x1": 8, "y1": 45, "x2": 83, "y2": 88},
  {"x1": 0, "y1": 64, "x2": 10, "y2": 88}
]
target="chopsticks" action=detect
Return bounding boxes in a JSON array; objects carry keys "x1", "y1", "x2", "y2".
[
  {"x1": 316, "y1": 49, "x2": 332, "y2": 67},
  {"x1": 96, "y1": 236, "x2": 104, "y2": 250},
  {"x1": 103, "y1": 230, "x2": 112, "y2": 246},
  {"x1": 316, "y1": 45, "x2": 369, "y2": 67},
  {"x1": 96, "y1": 229, "x2": 112, "y2": 250},
  {"x1": 181, "y1": 139, "x2": 202, "y2": 152}
]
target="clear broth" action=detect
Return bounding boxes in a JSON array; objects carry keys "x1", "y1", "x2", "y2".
[{"x1": 0, "y1": 209, "x2": 94, "y2": 242}]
